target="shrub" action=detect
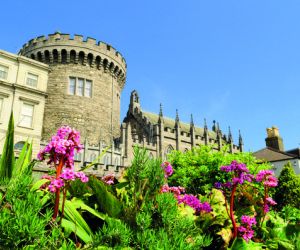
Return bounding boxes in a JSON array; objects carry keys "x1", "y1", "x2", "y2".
[{"x1": 274, "y1": 162, "x2": 300, "y2": 209}]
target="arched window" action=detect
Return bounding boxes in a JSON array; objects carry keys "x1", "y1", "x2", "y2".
[
  {"x1": 78, "y1": 51, "x2": 85, "y2": 65},
  {"x1": 164, "y1": 145, "x2": 174, "y2": 160},
  {"x1": 44, "y1": 50, "x2": 50, "y2": 63},
  {"x1": 61, "y1": 49, "x2": 67, "y2": 64},
  {"x1": 74, "y1": 152, "x2": 82, "y2": 161},
  {"x1": 149, "y1": 152, "x2": 154, "y2": 159},
  {"x1": 114, "y1": 157, "x2": 119, "y2": 167},
  {"x1": 52, "y1": 49, "x2": 58, "y2": 63},
  {"x1": 95, "y1": 56, "x2": 101, "y2": 69},
  {"x1": 90, "y1": 153, "x2": 97, "y2": 162},
  {"x1": 103, "y1": 154, "x2": 110, "y2": 166},
  {"x1": 103, "y1": 58, "x2": 108, "y2": 71},
  {"x1": 70, "y1": 50, "x2": 76, "y2": 63},
  {"x1": 14, "y1": 141, "x2": 26, "y2": 151},
  {"x1": 109, "y1": 62, "x2": 114, "y2": 72},
  {"x1": 30, "y1": 54, "x2": 35, "y2": 60},
  {"x1": 87, "y1": 53, "x2": 93, "y2": 66},
  {"x1": 37, "y1": 52, "x2": 42, "y2": 62}
]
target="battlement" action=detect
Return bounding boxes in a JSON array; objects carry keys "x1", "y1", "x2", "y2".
[{"x1": 19, "y1": 32, "x2": 127, "y2": 87}]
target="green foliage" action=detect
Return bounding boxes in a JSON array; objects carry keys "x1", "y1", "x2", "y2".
[
  {"x1": 0, "y1": 112, "x2": 15, "y2": 179},
  {"x1": 121, "y1": 147, "x2": 165, "y2": 224},
  {"x1": 134, "y1": 193, "x2": 212, "y2": 249},
  {"x1": 93, "y1": 217, "x2": 133, "y2": 249},
  {"x1": 0, "y1": 175, "x2": 68, "y2": 249},
  {"x1": 87, "y1": 176, "x2": 123, "y2": 218},
  {"x1": 168, "y1": 145, "x2": 270, "y2": 195},
  {"x1": 274, "y1": 162, "x2": 300, "y2": 209}
]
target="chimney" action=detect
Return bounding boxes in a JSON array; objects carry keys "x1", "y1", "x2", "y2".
[{"x1": 265, "y1": 126, "x2": 284, "y2": 151}]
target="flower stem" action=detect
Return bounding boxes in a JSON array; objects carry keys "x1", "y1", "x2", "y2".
[
  {"x1": 230, "y1": 184, "x2": 238, "y2": 239},
  {"x1": 53, "y1": 158, "x2": 64, "y2": 220}
]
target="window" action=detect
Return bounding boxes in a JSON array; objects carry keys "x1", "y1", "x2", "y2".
[
  {"x1": 85, "y1": 80, "x2": 92, "y2": 97},
  {"x1": 69, "y1": 77, "x2": 76, "y2": 95},
  {"x1": 19, "y1": 103, "x2": 34, "y2": 128},
  {"x1": 90, "y1": 153, "x2": 97, "y2": 162},
  {"x1": 14, "y1": 141, "x2": 26, "y2": 151},
  {"x1": 0, "y1": 65, "x2": 8, "y2": 80},
  {"x1": 68, "y1": 77, "x2": 92, "y2": 97},
  {"x1": 26, "y1": 73, "x2": 38, "y2": 88}
]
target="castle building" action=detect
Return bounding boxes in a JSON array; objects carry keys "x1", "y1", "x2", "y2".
[{"x1": 0, "y1": 32, "x2": 243, "y2": 176}]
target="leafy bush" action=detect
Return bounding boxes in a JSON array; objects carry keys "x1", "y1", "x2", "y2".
[
  {"x1": 274, "y1": 162, "x2": 300, "y2": 210},
  {"x1": 167, "y1": 145, "x2": 271, "y2": 195},
  {"x1": 0, "y1": 175, "x2": 70, "y2": 249}
]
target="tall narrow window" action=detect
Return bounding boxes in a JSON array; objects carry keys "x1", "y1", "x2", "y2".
[
  {"x1": 77, "y1": 78, "x2": 84, "y2": 96},
  {"x1": 0, "y1": 65, "x2": 8, "y2": 80},
  {"x1": 85, "y1": 80, "x2": 92, "y2": 97},
  {"x1": 26, "y1": 73, "x2": 38, "y2": 88},
  {"x1": 19, "y1": 103, "x2": 34, "y2": 128},
  {"x1": 0, "y1": 98, "x2": 3, "y2": 117},
  {"x1": 69, "y1": 77, "x2": 76, "y2": 95}
]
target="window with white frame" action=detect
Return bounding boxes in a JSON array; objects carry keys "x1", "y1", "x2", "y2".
[
  {"x1": 19, "y1": 103, "x2": 34, "y2": 128},
  {"x1": 26, "y1": 73, "x2": 38, "y2": 88},
  {"x1": 68, "y1": 77, "x2": 92, "y2": 97},
  {"x1": 0, "y1": 65, "x2": 8, "y2": 80}
]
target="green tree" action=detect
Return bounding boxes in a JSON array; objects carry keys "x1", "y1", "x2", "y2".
[{"x1": 274, "y1": 162, "x2": 300, "y2": 209}]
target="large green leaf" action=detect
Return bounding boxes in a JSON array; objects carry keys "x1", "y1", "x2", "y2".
[
  {"x1": 0, "y1": 112, "x2": 15, "y2": 179},
  {"x1": 70, "y1": 197, "x2": 106, "y2": 221},
  {"x1": 88, "y1": 176, "x2": 122, "y2": 218},
  {"x1": 61, "y1": 199, "x2": 92, "y2": 236},
  {"x1": 61, "y1": 218, "x2": 92, "y2": 244}
]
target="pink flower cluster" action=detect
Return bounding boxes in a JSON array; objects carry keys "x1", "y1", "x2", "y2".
[
  {"x1": 161, "y1": 162, "x2": 173, "y2": 178},
  {"x1": 256, "y1": 170, "x2": 278, "y2": 187},
  {"x1": 38, "y1": 126, "x2": 83, "y2": 168},
  {"x1": 161, "y1": 184, "x2": 211, "y2": 214},
  {"x1": 102, "y1": 173, "x2": 115, "y2": 185},
  {"x1": 238, "y1": 215, "x2": 257, "y2": 242},
  {"x1": 220, "y1": 161, "x2": 253, "y2": 185},
  {"x1": 263, "y1": 197, "x2": 277, "y2": 213},
  {"x1": 38, "y1": 126, "x2": 88, "y2": 193},
  {"x1": 178, "y1": 194, "x2": 212, "y2": 214},
  {"x1": 42, "y1": 169, "x2": 89, "y2": 193}
]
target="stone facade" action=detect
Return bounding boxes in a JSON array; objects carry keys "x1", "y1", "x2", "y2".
[
  {"x1": 0, "y1": 49, "x2": 49, "y2": 157},
  {"x1": 19, "y1": 32, "x2": 126, "y2": 145},
  {"x1": 120, "y1": 90, "x2": 243, "y2": 166}
]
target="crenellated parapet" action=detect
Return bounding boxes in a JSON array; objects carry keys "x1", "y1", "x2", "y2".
[{"x1": 19, "y1": 32, "x2": 127, "y2": 88}]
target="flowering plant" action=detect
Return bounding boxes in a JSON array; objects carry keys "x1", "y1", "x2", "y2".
[{"x1": 38, "y1": 126, "x2": 88, "y2": 220}]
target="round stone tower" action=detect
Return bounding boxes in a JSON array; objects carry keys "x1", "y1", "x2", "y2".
[{"x1": 19, "y1": 32, "x2": 126, "y2": 144}]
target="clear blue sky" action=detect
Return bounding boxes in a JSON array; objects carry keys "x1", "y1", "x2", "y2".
[{"x1": 1, "y1": 0, "x2": 300, "y2": 151}]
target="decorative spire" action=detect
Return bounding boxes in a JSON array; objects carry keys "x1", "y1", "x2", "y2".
[
  {"x1": 190, "y1": 114, "x2": 194, "y2": 127},
  {"x1": 175, "y1": 109, "x2": 180, "y2": 128},
  {"x1": 159, "y1": 103, "x2": 163, "y2": 117},
  {"x1": 212, "y1": 120, "x2": 216, "y2": 132},
  {"x1": 228, "y1": 126, "x2": 233, "y2": 142},
  {"x1": 239, "y1": 129, "x2": 244, "y2": 152},
  {"x1": 204, "y1": 118, "x2": 208, "y2": 130},
  {"x1": 158, "y1": 103, "x2": 163, "y2": 124}
]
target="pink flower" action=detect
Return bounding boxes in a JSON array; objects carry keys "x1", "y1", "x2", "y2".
[
  {"x1": 238, "y1": 215, "x2": 256, "y2": 242},
  {"x1": 266, "y1": 197, "x2": 277, "y2": 206},
  {"x1": 256, "y1": 170, "x2": 278, "y2": 187},
  {"x1": 161, "y1": 162, "x2": 173, "y2": 178},
  {"x1": 101, "y1": 173, "x2": 115, "y2": 185}
]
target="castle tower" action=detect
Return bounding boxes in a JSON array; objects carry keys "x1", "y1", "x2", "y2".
[{"x1": 19, "y1": 32, "x2": 127, "y2": 144}]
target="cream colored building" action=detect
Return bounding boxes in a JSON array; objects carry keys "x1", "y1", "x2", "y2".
[{"x1": 0, "y1": 49, "x2": 49, "y2": 157}]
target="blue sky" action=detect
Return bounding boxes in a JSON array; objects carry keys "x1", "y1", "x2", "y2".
[{"x1": 1, "y1": 0, "x2": 300, "y2": 151}]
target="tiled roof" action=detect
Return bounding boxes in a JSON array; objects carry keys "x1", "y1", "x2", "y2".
[{"x1": 253, "y1": 147, "x2": 297, "y2": 162}]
